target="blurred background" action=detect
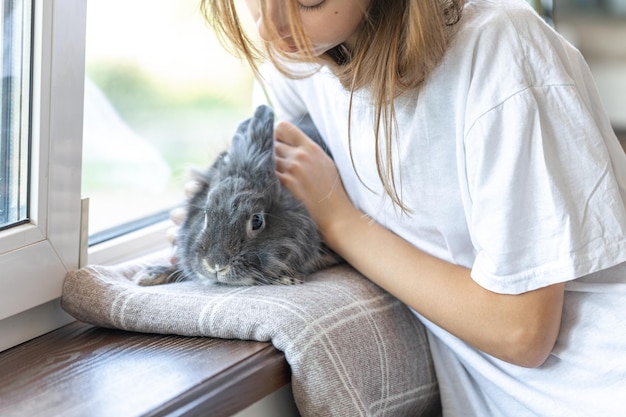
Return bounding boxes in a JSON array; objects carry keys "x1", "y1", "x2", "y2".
[
  {"x1": 83, "y1": 0, "x2": 254, "y2": 241},
  {"x1": 82, "y1": 0, "x2": 626, "y2": 244},
  {"x1": 553, "y1": 0, "x2": 626, "y2": 134}
]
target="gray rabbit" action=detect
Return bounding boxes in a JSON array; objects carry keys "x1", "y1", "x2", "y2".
[{"x1": 136, "y1": 105, "x2": 339, "y2": 286}]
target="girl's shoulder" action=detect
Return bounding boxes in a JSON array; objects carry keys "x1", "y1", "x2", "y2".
[
  {"x1": 460, "y1": 0, "x2": 554, "y2": 42},
  {"x1": 462, "y1": 0, "x2": 543, "y2": 23},
  {"x1": 446, "y1": 0, "x2": 579, "y2": 101}
]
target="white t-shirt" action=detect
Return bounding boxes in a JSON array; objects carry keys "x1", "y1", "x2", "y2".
[{"x1": 260, "y1": 0, "x2": 626, "y2": 415}]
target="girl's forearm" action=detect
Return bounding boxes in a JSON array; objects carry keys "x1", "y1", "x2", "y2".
[{"x1": 323, "y1": 205, "x2": 565, "y2": 368}]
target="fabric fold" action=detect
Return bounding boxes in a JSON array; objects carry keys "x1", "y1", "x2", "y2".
[{"x1": 61, "y1": 256, "x2": 440, "y2": 417}]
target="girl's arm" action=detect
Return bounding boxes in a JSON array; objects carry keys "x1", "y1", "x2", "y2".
[{"x1": 274, "y1": 121, "x2": 565, "y2": 368}]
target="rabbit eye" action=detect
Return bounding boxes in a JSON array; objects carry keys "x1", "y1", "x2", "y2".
[{"x1": 250, "y1": 213, "x2": 265, "y2": 231}]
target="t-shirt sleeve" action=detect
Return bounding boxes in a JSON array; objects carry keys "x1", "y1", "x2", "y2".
[{"x1": 463, "y1": 84, "x2": 626, "y2": 294}]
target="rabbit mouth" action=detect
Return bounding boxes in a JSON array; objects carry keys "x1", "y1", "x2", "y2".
[{"x1": 202, "y1": 260, "x2": 231, "y2": 280}]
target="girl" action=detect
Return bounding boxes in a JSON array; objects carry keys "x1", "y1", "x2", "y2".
[{"x1": 197, "y1": 0, "x2": 626, "y2": 415}]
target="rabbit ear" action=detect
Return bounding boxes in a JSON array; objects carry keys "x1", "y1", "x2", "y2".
[
  {"x1": 248, "y1": 105, "x2": 275, "y2": 154},
  {"x1": 229, "y1": 105, "x2": 274, "y2": 156},
  {"x1": 231, "y1": 117, "x2": 251, "y2": 150},
  {"x1": 226, "y1": 105, "x2": 276, "y2": 177},
  {"x1": 235, "y1": 117, "x2": 251, "y2": 138}
]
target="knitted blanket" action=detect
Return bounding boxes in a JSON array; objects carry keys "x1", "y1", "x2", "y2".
[{"x1": 61, "y1": 257, "x2": 440, "y2": 417}]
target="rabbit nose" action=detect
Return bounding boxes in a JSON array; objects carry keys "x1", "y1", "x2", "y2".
[{"x1": 202, "y1": 260, "x2": 231, "y2": 275}]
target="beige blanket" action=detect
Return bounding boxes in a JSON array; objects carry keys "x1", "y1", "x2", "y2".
[{"x1": 61, "y1": 258, "x2": 440, "y2": 417}]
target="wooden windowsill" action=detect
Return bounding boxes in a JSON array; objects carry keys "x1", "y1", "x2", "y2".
[{"x1": 0, "y1": 321, "x2": 290, "y2": 417}]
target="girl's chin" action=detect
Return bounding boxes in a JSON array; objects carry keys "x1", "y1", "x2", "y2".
[
  {"x1": 309, "y1": 43, "x2": 336, "y2": 56},
  {"x1": 276, "y1": 42, "x2": 334, "y2": 57}
]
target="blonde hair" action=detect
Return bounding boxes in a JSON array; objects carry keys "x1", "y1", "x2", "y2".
[{"x1": 201, "y1": 0, "x2": 463, "y2": 210}]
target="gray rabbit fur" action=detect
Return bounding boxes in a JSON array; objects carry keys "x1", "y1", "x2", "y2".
[{"x1": 136, "y1": 105, "x2": 339, "y2": 287}]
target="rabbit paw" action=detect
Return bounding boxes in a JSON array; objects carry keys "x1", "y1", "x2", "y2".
[
  {"x1": 274, "y1": 275, "x2": 302, "y2": 285},
  {"x1": 134, "y1": 265, "x2": 178, "y2": 286}
]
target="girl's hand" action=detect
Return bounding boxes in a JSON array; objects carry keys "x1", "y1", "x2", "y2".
[
  {"x1": 167, "y1": 180, "x2": 201, "y2": 243},
  {"x1": 273, "y1": 120, "x2": 356, "y2": 243},
  {"x1": 167, "y1": 180, "x2": 202, "y2": 264}
]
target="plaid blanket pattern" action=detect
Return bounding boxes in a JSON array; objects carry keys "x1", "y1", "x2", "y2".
[{"x1": 61, "y1": 258, "x2": 440, "y2": 417}]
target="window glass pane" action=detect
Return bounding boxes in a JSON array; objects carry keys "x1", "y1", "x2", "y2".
[
  {"x1": 83, "y1": 0, "x2": 254, "y2": 241},
  {"x1": 0, "y1": 0, "x2": 31, "y2": 230}
]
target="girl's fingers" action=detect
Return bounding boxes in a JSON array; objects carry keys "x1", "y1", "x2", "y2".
[
  {"x1": 183, "y1": 180, "x2": 202, "y2": 198},
  {"x1": 274, "y1": 120, "x2": 307, "y2": 146},
  {"x1": 166, "y1": 225, "x2": 179, "y2": 245},
  {"x1": 169, "y1": 206, "x2": 187, "y2": 225},
  {"x1": 167, "y1": 206, "x2": 187, "y2": 245},
  {"x1": 274, "y1": 140, "x2": 297, "y2": 169}
]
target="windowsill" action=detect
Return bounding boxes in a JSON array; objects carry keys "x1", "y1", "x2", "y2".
[
  {"x1": 87, "y1": 219, "x2": 173, "y2": 267},
  {"x1": 0, "y1": 321, "x2": 291, "y2": 416},
  {"x1": 0, "y1": 220, "x2": 297, "y2": 416}
]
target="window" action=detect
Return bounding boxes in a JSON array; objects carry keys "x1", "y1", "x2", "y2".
[
  {"x1": 0, "y1": 0, "x2": 255, "y2": 351},
  {"x1": 83, "y1": 0, "x2": 254, "y2": 246},
  {"x1": 0, "y1": 0, "x2": 30, "y2": 231},
  {"x1": 0, "y1": 0, "x2": 86, "y2": 352}
]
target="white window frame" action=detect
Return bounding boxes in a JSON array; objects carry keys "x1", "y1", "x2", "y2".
[
  {"x1": 0, "y1": 0, "x2": 87, "y2": 351},
  {"x1": 87, "y1": 219, "x2": 170, "y2": 266}
]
